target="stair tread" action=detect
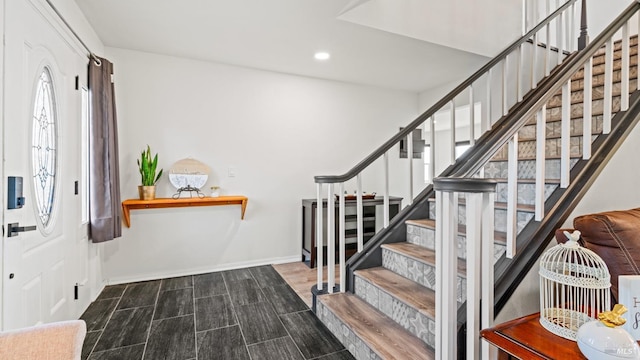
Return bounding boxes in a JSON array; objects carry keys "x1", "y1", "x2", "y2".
[
  {"x1": 381, "y1": 243, "x2": 467, "y2": 276},
  {"x1": 405, "y1": 218, "x2": 434, "y2": 227},
  {"x1": 405, "y1": 219, "x2": 508, "y2": 243},
  {"x1": 356, "y1": 267, "x2": 437, "y2": 318},
  {"x1": 319, "y1": 292, "x2": 435, "y2": 359}
]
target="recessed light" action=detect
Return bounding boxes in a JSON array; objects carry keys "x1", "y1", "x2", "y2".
[{"x1": 314, "y1": 52, "x2": 330, "y2": 61}]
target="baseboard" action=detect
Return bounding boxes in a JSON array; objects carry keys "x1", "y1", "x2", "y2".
[{"x1": 104, "y1": 255, "x2": 302, "y2": 285}]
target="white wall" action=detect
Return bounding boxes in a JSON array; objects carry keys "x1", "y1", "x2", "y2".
[{"x1": 102, "y1": 47, "x2": 419, "y2": 283}]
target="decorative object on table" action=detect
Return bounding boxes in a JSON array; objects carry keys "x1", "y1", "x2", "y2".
[
  {"x1": 168, "y1": 158, "x2": 210, "y2": 199},
  {"x1": 210, "y1": 186, "x2": 220, "y2": 198},
  {"x1": 335, "y1": 191, "x2": 376, "y2": 201},
  {"x1": 137, "y1": 145, "x2": 163, "y2": 200},
  {"x1": 539, "y1": 230, "x2": 612, "y2": 341},
  {"x1": 618, "y1": 276, "x2": 640, "y2": 340},
  {"x1": 576, "y1": 304, "x2": 640, "y2": 359}
]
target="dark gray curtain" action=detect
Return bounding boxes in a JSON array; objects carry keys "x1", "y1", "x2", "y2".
[{"x1": 89, "y1": 56, "x2": 122, "y2": 242}]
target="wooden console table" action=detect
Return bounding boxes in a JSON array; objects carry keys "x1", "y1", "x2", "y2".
[
  {"x1": 301, "y1": 196, "x2": 402, "y2": 268},
  {"x1": 122, "y1": 196, "x2": 248, "y2": 227}
]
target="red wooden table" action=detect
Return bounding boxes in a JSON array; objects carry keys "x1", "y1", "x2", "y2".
[{"x1": 481, "y1": 313, "x2": 587, "y2": 359}]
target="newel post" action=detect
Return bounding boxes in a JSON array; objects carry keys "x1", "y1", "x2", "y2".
[
  {"x1": 433, "y1": 177, "x2": 497, "y2": 360},
  {"x1": 578, "y1": 0, "x2": 589, "y2": 50}
]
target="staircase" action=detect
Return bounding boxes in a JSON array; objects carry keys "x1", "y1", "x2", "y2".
[{"x1": 312, "y1": 1, "x2": 640, "y2": 359}]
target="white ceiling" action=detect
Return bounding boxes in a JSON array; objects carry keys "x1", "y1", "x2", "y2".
[{"x1": 74, "y1": 0, "x2": 525, "y2": 92}]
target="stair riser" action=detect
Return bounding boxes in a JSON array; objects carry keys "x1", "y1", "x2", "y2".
[
  {"x1": 428, "y1": 201, "x2": 534, "y2": 234},
  {"x1": 574, "y1": 69, "x2": 638, "y2": 93},
  {"x1": 381, "y1": 248, "x2": 466, "y2": 303},
  {"x1": 495, "y1": 183, "x2": 557, "y2": 205},
  {"x1": 519, "y1": 116, "x2": 602, "y2": 140},
  {"x1": 316, "y1": 300, "x2": 384, "y2": 360},
  {"x1": 485, "y1": 158, "x2": 580, "y2": 180},
  {"x1": 491, "y1": 134, "x2": 596, "y2": 160},
  {"x1": 548, "y1": 77, "x2": 637, "y2": 108},
  {"x1": 545, "y1": 96, "x2": 620, "y2": 123},
  {"x1": 405, "y1": 224, "x2": 507, "y2": 260},
  {"x1": 353, "y1": 275, "x2": 436, "y2": 348}
]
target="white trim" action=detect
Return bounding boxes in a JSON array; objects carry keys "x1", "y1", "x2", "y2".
[
  {"x1": 26, "y1": 0, "x2": 91, "y2": 60},
  {"x1": 0, "y1": 0, "x2": 5, "y2": 329}
]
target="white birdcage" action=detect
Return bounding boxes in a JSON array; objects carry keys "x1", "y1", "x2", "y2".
[{"x1": 539, "y1": 230, "x2": 611, "y2": 341}]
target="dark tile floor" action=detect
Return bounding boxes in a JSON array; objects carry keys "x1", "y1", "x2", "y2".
[{"x1": 80, "y1": 265, "x2": 354, "y2": 360}]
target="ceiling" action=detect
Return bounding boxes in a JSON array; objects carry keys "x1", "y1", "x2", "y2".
[{"x1": 74, "y1": 0, "x2": 525, "y2": 92}]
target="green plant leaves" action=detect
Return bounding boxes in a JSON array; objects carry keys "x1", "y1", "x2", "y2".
[{"x1": 138, "y1": 145, "x2": 163, "y2": 186}]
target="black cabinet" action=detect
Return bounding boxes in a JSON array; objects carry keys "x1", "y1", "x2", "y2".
[{"x1": 301, "y1": 196, "x2": 402, "y2": 268}]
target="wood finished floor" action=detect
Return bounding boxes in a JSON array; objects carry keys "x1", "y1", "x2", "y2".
[
  {"x1": 273, "y1": 263, "x2": 340, "y2": 307},
  {"x1": 80, "y1": 265, "x2": 353, "y2": 360}
]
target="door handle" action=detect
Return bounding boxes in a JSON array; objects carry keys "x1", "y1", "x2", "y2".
[{"x1": 7, "y1": 223, "x2": 37, "y2": 237}]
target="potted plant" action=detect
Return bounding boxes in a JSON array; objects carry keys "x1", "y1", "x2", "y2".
[{"x1": 137, "y1": 145, "x2": 163, "y2": 200}]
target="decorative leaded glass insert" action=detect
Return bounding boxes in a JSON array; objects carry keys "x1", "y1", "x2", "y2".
[{"x1": 32, "y1": 67, "x2": 57, "y2": 226}]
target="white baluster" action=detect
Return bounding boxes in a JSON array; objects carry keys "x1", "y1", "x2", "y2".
[
  {"x1": 603, "y1": 38, "x2": 613, "y2": 134},
  {"x1": 503, "y1": 58, "x2": 509, "y2": 116},
  {"x1": 561, "y1": 80, "x2": 571, "y2": 188},
  {"x1": 435, "y1": 189, "x2": 459, "y2": 360},
  {"x1": 339, "y1": 183, "x2": 346, "y2": 292},
  {"x1": 517, "y1": 44, "x2": 523, "y2": 102},
  {"x1": 430, "y1": 116, "x2": 436, "y2": 182},
  {"x1": 486, "y1": 70, "x2": 493, "y2": 128},
  {"x1": 522, "y1": 0, "x2": 527, "y2": 35},
  {"x1": 470, "y1": 84, "x2": 475, "y2": 145},
  {"x1": 535, "y1": 106, "x2": 546, "y2": 221},
  {"x1": 506, "y1": 133, "x2": 518, "y2": 258},
  {"x1": 327, "y1": 183, "x2": 335, "y2": 293},
  {"x1": 450, "y1": 100, "x2": 456, "y2": 164},
  {"x1": 583, "y1": 58, "x2": 592, "y2": 159},
  {"x1": 435, "y1": 189, "x2": 443, "y2": 360},
  {"x1": 546, "y1": 23, "x2": 551, "y2": 76},
  {"x1": 408, "y1": 130, "x2": 414, "y2": 203},
  {"x1": 383, "y1": 152, "x2": 390, "y2": 227},
  {"x1": 557, "y1": 8, "x2": 564, "y2": 65},
  {"x1": 466, "y1": 192, "x2": 482, "y2": 360},
  {"x1": 316, "y1": 183, "x2": 323, "y2": 292},
  {"x1": 481, "y1": 191, "x2": 496, "y2": 360},
  {"x1": 356, "y1": 174, "x2": 363, "y2": 252},
  {"x1": 567, "y1": 3, "x2": 574, "y2": 51},
  {"x1": 532, "y1": 32, "x2": 538, "y2": 89},
  {"x1": 571, "y1": 2, "x2": 577, "y2": 51},
  {"x1": 622, "y1": 22, "x2": 630, "y2": 111}
]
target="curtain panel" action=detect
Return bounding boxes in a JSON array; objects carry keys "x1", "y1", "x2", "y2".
[{"x1": 88, "y1": 56, "x2": 122, "y2": 242}]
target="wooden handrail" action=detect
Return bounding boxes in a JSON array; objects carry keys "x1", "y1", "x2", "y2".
[{"x1": 314, "y1": 0, "x2": 579, "y2": 184}]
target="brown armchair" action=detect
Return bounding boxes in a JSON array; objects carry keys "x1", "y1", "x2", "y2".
[{"x1": 556, "y1": 208, "x2": 640, "y2": 302}]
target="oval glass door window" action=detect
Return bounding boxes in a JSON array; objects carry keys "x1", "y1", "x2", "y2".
[{"x1": 31, "y1": 67, "x2": 57, "y2": 227}]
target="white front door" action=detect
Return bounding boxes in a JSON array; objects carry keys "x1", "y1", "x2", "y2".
[{"x1": 2, "y1": 0, "x2": 82, "y2": 329}]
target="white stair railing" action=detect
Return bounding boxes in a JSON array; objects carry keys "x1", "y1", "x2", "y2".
[
  {"x1": 314, "y1": 0, "x2": 640, "y2": 358},
  {"x1": 313, "y1": 0, "x2": 580, "y2": 296}
]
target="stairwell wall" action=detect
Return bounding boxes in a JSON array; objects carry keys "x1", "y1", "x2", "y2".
[{"x1": 100, "y1": 47, "x2": 421, "y2": 283}]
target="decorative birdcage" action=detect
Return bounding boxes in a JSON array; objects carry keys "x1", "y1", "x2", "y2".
[{"x1": 539, "y1": 230, "x2": 611, "y2": 341}]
